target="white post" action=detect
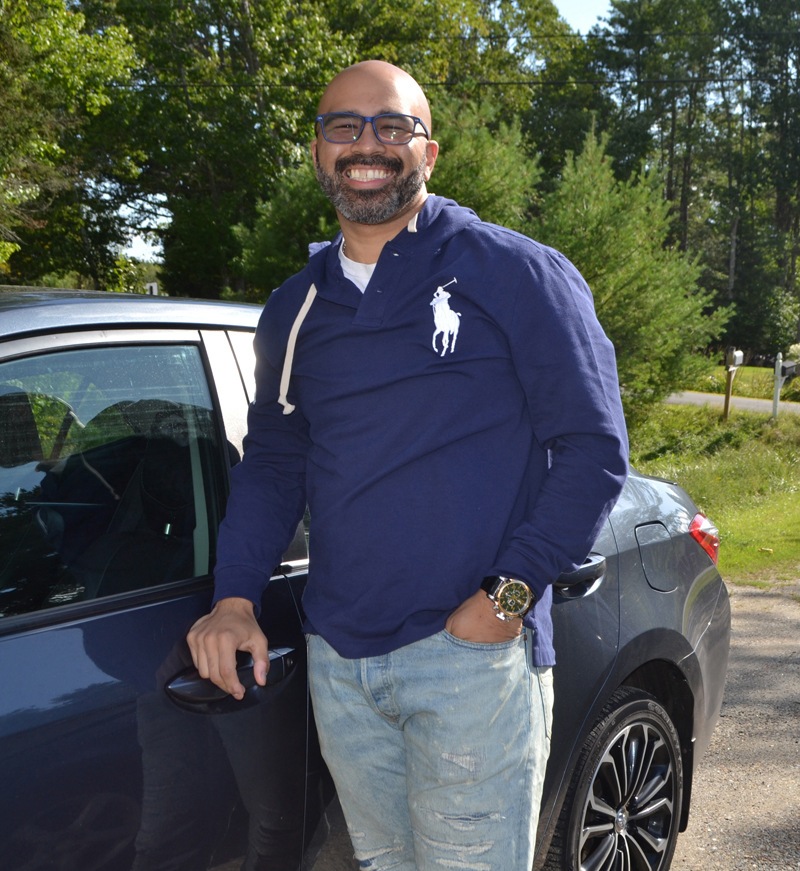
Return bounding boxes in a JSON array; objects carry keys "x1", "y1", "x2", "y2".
[{"x1": 772, "y1": 353, "x2": 783, "y2": 419}]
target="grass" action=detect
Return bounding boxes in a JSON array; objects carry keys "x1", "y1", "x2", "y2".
[
  {"x1": 686, "y1": 364, "x2": 800, "y2": 402},
  {"x1": 630, "y1": 405, "x2": 800, "y2": 585}
]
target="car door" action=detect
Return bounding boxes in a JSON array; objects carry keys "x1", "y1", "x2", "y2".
[
  {"x1": 535, "y1": 522, "x2": 621, "y2": 849},
  {"x1": 0, "y1": 326, "x2": 316, "y2": 871}
]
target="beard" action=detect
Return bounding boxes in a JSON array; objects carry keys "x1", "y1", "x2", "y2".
[{"x1": 314, "y1": 152, "x2": 427, "y2": 225}]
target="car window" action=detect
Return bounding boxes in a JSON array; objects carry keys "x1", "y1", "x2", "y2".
[{"x1": 0, "y1": 344, "x2": 226, "y2": 618}]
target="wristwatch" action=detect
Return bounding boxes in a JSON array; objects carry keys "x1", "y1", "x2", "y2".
[{"x1": 481, "y1": 575, "x2": 535, "y2": 622}]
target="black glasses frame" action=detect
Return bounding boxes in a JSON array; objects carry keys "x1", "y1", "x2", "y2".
[{"x1": 315, "y1": 113, "x2": 430, "y2": 145}]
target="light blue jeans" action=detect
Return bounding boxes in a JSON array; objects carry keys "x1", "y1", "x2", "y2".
[{"x1": 307, "y1": 629, "x2": 554, "y2": 871}]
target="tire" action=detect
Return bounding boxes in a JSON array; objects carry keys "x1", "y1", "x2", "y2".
[{"x1": 544, "y1": 687, "x2": 683, "y2": 871}]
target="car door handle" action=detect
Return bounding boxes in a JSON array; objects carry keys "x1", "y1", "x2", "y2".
[
  {"x1": 553, "y1": 553, "x2": 607, "y2": 598},
  {"x1": 165, "y1": 647, "x2": 296, "y2": 712}
]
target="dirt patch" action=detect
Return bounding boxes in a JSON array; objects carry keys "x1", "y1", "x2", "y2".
[{"x1": 672, "y1": 580, "x2": 800, "y2": 870}]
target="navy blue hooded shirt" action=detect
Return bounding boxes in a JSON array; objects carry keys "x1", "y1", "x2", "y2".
[{"x1": 213, "y1": 196, "x2": 629, "y2": 665}]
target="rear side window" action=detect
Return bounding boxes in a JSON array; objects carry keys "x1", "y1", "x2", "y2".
[{"x1": 0, "y1": 344, "x2": 225, "y2": 617}]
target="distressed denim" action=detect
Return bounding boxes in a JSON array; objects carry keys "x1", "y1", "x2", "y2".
[{"x1": 307, "y1": 629, "x2": 554, "y2": 871}]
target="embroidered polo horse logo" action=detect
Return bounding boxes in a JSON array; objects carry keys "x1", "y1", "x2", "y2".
[{"x1": 430, "y1": 279, "x2": 461, "y2": 356}]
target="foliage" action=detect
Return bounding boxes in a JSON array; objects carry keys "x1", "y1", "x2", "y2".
[
  {"x1": 535, "y1": 130, "x2": 729, "y2": 422},
  {"x1": 233, "y1": 160, "x2": 338, "y2": 300},
  {"x1": 70, "y1": 0, "x2": 356, "y2": 297},
  {"x1": 27, "y1": 390, "x2": 83, "y2": 458},
  {"x1": 321, "y1": 0, "x2": 566, "y2": 114},
  {"x1": 0, "y1": 0, "x2": 135, "y2": 278},
  {"x1": 234, "y1": 96, "x2": 541, "y2": 298},
  {"x1": 8, "y1": 183, "x2": 132, "y2": 288},
  {"x1": 0, "y1": 241, "x2": 20, "y2": 273},
  {"x1": 6, "y1": 0, "x2": 800, "y2": 350},
  {"x1": 9, "y1": 0, "x2": 570, "y2": 296},
  {"x1": 630, "y1": 404, "x2": 800, "y2": 581},
  {"x1": 106, "y1": 255, "x2": 151, "y2": 294},
  {"x1": 428, "y1": 97, "x2": 540, "y2": 231}
]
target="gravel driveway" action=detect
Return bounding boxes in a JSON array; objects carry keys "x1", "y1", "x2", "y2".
[
  {"x1": 671, "y1": 579, "x2": 800, "y2": 870},
  {"x1": 306, "y1": 578, "x2": 800, "y2": 871}
]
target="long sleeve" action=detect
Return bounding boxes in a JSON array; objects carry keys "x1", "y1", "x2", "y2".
[
  {"x1": 490, "y1": 247, "x2": 629, "y2": 600},
  {"x1": 212, "y1": 313, "x2": 311, "y2": 615}
]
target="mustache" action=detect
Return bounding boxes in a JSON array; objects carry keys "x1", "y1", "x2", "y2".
[{"x1": 334, "y1": 154, "x2": 404, "y2": 175}]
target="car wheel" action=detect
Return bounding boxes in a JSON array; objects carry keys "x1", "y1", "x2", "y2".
[{"x1": 545, "y1": 687, "x2": 683, "y2": 871}]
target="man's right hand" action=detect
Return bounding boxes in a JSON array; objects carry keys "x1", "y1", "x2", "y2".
[{"x1": 187, "y1": 597, "x2": 269, "y2": 700}]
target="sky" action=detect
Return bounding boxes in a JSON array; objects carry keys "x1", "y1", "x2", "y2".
[
  {"x1": 125, "y1": 0, "x2": 613, "y2": 263},
  {"x1": 555, "y1": 0, "x2": 611, "y2": 33}
]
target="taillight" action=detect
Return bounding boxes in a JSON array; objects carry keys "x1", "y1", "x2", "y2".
[{"x1": 689, "y1": 513, "x2": 719, "y2": 565}]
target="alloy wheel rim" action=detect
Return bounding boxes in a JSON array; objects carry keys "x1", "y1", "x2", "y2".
[{"x1": 578, "y1": 720, "x2": 676, "y2": 871}]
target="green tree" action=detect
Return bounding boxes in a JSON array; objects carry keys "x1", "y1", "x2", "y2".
[
  {"x1": 5, "y1": 0, "x2": 583, "y2": 295},
  {"x1": 68, "y1": 0, "x2": 355, "y2": 297},
  {"x1": 522, "y1": 30, "x2": 614, "y2": 189},
  {"x1": 577, "y1": 0, "x2": 800, "y2": 353},
  {"x1": 535, "y1": 130, "x2": 729, "y2": 422},
  {"x1": 427, "y1": 96, "x2": 540, "y2": 231},
  {"x1": 233, "y1": 158, "x2": 338, "y2": 298},
  {"x1": 235, "y1": 96, "x2": 540, "y2": 299},
  {"x1": 79, "y1": 0, "x2": 570, "y2": 297},
  {"x1": 731, "y1": 0, "x2": 800, "y2": 344},
  {"x1": 320, "y1": 0, "x2": 566, "y2": 113},
  {"x1": 106, "y1": 254, "x2": 151, "y2": 293},
  {"x1": 0, "y1": 0, "x2": 134, "y2": 279}
]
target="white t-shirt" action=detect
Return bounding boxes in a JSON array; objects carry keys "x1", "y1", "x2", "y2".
[{"x1": 339, "y1": 242, "x2": 376, "y2": 293}]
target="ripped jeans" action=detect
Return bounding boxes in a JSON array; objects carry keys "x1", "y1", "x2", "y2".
[{"x1": 307, "y1": 629, "x2": 554, "y2": 871}]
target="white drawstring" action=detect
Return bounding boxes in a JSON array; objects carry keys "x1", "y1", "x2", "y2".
[
  {"x1": 279, "y1": 215, "x2": 418, "y2": 415},
  {"x1": 278, "y1": 283, "x2": 317, "y2": 415}
]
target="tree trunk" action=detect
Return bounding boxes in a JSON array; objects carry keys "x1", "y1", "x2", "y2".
[
  {"x1": 665, "y1": 97, "x2": 677, "y2": 204},
  {"x1": 728, "y1": 211, "x2": 738, "y2": 300},
  {"x1": 679, "y1": 90, "x2": 696, "y2": 252}
]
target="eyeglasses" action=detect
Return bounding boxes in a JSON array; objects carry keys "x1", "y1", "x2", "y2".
[{"x1": 316, "y1": 113, "x2": 430, "y2": 145}]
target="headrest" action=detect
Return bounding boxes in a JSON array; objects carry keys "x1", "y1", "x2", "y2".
[{"x1": 0, "y1": 388, "x2": 44, "y2": 468}]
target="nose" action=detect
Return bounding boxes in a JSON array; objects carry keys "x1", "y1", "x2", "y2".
[{"x1": 352, "y1": 120, "x2": 386, "y2": 154}]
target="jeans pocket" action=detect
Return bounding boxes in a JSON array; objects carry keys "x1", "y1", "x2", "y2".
[{"x1": 440, "y1": 627, "x2": 524, "y2": 652}]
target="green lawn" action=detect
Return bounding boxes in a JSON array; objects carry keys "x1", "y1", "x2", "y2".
[
  {"x1": 630, "y1": 405, "x2": 800, "y2": 584},
  {"x1": 686, "y1": 364, "x2": 800, "y2": 402}
]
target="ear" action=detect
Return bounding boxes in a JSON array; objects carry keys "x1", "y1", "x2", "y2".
[
  {"x1": 310, "y1": 139, "x2": 318, "y2": 164},
  {"x1": 423, "y1": 139, "x2": 439, "y2": 182}
]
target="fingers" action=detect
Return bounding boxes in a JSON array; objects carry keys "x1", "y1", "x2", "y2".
[
  {"x1": 187, "y1": 612, "x2": 212, "y2": 677},
  {"x1": 244, "y1": 633, "x2": 270, "y2": 687},
  {"x1": 211, "y1": 630, "x2": 247, "y2": 699},
  {"x1": 186, "y1": 598, "x2": 268, "y2": 700},
  {"x1": 446, "y1": 589, "x2": 522, "y2": 643}
]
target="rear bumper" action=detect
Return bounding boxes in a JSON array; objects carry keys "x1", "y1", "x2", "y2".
[{"x1": 689, "y1": 577, "x2": 731, "y2": 766}]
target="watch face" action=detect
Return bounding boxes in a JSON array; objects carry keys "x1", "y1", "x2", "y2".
[{"x1": 497, "y1": 580, "x2": 532, "y2": 616}]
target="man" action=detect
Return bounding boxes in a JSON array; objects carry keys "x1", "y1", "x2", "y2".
[{"x1": 188, "y1": 60, "x2": 628, "y2": 871}]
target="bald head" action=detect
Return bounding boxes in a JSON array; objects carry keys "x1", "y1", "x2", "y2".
[{"x1": 318, "y1": 61, "x2": 433, "y2": 136}]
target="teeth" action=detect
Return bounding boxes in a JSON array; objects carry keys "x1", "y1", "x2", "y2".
[{"x1": 347, "y1": 168, "x2": 390, "y2": 181}]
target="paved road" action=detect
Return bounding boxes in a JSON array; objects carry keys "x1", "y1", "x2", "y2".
[{"x1": 666, "y1": 390, "x2": 800, "y2": 415}]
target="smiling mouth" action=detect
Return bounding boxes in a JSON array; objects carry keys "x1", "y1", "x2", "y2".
[{"x1": 345, "y1": 167, "x2": 393, "y2": 181}]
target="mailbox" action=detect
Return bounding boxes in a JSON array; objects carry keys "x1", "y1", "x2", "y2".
[
  {"x1": 725, "y1": 347, "x2": 744, "y2": 369},
  {"x1": 781, "y1": 359, "x2": 797, "y2": 381}
]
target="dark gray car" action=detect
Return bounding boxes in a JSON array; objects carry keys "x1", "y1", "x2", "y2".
[{"x1": 0, "y1": 289, "x2": 729, "y2": 871}]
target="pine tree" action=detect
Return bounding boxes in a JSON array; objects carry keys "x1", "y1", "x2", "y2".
[{"x1": 535, "y1": 130, "x2": 729, "y2": 422}]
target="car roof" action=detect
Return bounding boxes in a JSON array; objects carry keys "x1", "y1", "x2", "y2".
[{"x1": 0, "y1": 288, "x2": 263, "y2": 341}]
